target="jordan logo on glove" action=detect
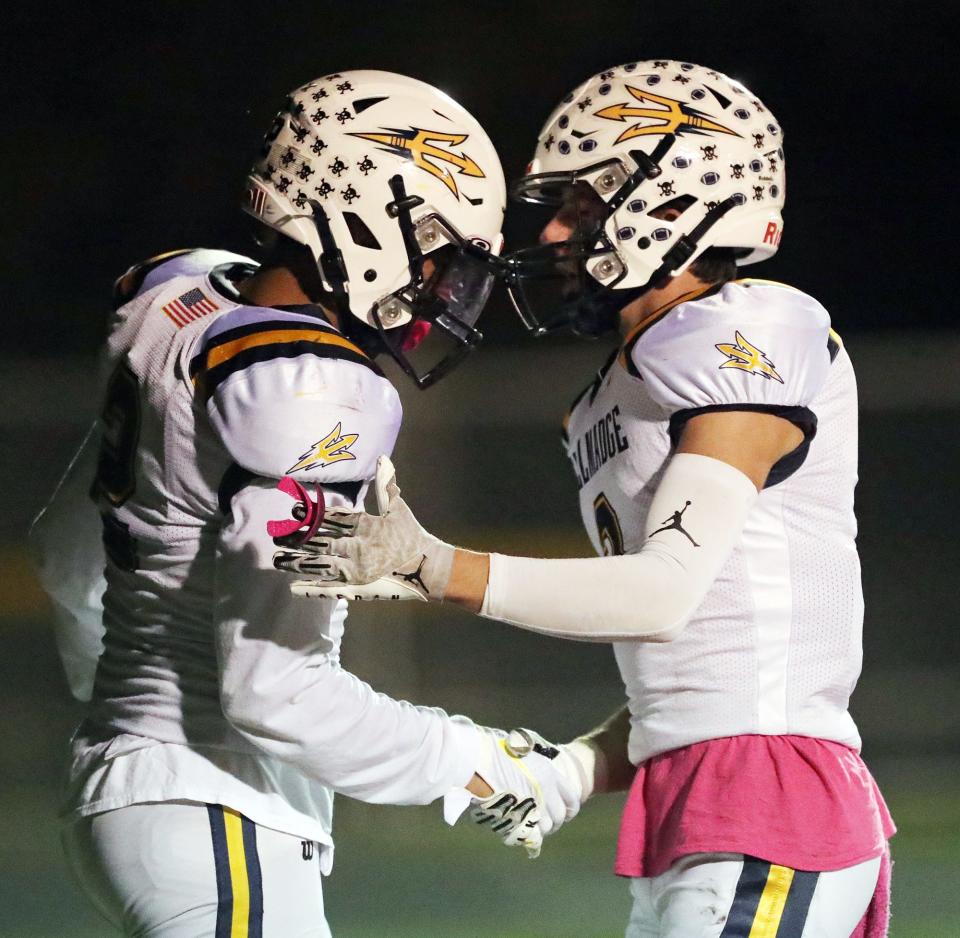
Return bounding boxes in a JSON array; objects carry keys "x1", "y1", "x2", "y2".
[{"x1": 394, "y1": 555, "x2": 430, "y2": 594}]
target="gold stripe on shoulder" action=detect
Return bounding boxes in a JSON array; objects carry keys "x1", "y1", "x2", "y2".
[
  {"x1": 828, "y1": 327, "x2": 843, "y2": 348},
  {"x1": 194, "y1": 328, "x2": 369, "y2": 384},
  {"x1": 144, "y1": 248, "x2": 196, "y2": 264}
]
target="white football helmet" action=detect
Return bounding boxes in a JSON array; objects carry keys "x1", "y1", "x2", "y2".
[
  {"x1": 505, "y1": 60, "x2": 785, "y2": 335},
  {"x1": 243, "y1": 70, "x2": 506, "y2": 387}
]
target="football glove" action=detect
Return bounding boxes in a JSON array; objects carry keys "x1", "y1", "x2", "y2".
[
  {"x1": 500, "y1": 728, "x2": 600, "y2": 803},
  {"x1": 272, "y1": 456, "x2": 456, "y2": 602},
  {"x1": 470, "y1": 791, "x2": 543, "y2": 859},
  {"x1": 443, "y1": 727, "x2": 584, "y2": 858}
]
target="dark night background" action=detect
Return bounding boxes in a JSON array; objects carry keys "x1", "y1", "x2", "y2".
[
  {"x1": 2, "y1": 4, "x2": 960, "y2": 936},
  {"x1": 2, "y1": 1, "x2": 957, "y2": 353}
]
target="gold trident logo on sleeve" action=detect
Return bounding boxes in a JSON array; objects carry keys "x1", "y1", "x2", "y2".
[
  {"x1": 287, "y1": 422, "x2": 359, "y2": 473},
  {"x1": 349, "y1": 128, "x2": 485, "y2": 199},
  {"x1": 715, "y1": 331, "x2": 784, "y2": 383},
  {"x1": 594, "y1": 87, "x2": 741, "y2": 145}
]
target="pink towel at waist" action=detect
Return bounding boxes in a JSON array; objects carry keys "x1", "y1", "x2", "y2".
[{"x1": 615, "y1": 734, "x2": 895, "y2": 879}]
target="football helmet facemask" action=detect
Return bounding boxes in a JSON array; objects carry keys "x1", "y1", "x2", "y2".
[
  {"x1": 503, "y1": 60, "x2": 785, "y2": 337},
  {"x1": 243, "y1": 70, "x2": 506, "y2": 387}
]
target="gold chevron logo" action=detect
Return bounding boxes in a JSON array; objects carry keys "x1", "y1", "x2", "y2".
[
  {"x1": 715, "y1": 331, "x2": 784, "y2": 383},
  {"x1": 349, "y1": 127, "x2": 485, "y2": 198},
  {"x1": 287, "y1": 422, "x2": 359, "y2": 473},
  {"x1": 595, "y1": 87, "x2": 741, "y2": 145}
]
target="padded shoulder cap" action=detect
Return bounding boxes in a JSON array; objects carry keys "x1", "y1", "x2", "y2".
[
  {"x1": 630, "y1": 280, "x2": 832, "y2": 415},
  {"x1": 113, "y1": 248, "x2": 255, "y2": 308},
  {"x1": 192, "y1": 305, "x2": 400, "y2": 483}
]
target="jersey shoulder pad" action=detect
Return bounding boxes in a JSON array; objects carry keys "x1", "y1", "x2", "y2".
[
  {"x1": 113, "y1": 248, "x2": 255, "y2": 308},
  {"x1": 191, "y1": 305, "x2": 400, "y2": 483},
  {"x1": 629, "y1": 279, "x2": 832, "y2": 416}
]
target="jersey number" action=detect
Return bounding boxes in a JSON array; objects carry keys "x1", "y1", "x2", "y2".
[
  {"x1": 94, "y1": 362, "x2": 142, "y2": 507},
  {"x1": 593, "y1": 492, "x2": 625, "y2": 556}
]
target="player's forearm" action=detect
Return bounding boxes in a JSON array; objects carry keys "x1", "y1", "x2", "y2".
[
  {"x1": 219, "y1": 481, "x2": 482, "y2": 805},
  {"x1": 465, "y1": 454, "x2": 757, "y2": 642},
  {"x1": 221, "y1": 652, "x2": 482, "y2": 804},
  {"x1": 445, "y1": 548, "x2": 489, "y2": 612},
  {"x1": 480, "y1": 549, "x2": 698, "y2": 641},
  {"x1": 449, "y1": 545, "x2": 692, "y2": 640},
  {"x1": 571, "y1": 705, "x2": 635, "y2": 794}
]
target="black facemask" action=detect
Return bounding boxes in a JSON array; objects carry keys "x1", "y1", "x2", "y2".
[
  {"x1": 310, "y1": 176, "x2": 500, "y2": 389},
  {"x1": 503, "y1": 140, "x2": 680, "y2": 338}
]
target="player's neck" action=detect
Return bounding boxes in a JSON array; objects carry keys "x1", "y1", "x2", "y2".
[
  {"x1": 238, "y1": 266, "x2": 340, "y2": 328},
  {"x1": 617, "y1": 268, "x2": 716, "y2": 338}
]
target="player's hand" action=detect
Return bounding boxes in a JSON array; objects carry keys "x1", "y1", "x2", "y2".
[
  {"x1": 470, "y1": 790, "x2": 544, "y2": 859},
  {"x1": 443, "y1": 727, "x2": 584, "y2": 858},
  {"x1": 272, "y1": 456, "x2": 456, "y2": 602}
]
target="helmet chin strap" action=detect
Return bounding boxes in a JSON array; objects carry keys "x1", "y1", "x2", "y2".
[
  {"x1": 308, "y1": 199, "x2": 350, "y2": 312},
  {"x1": 573, "y1": 194, "x2": 740, "y2": 337},
  {"x1": 562, "y1": 134, "x2": 676, "y2": 337},
  {"x1": 308, "y1": 174, "x2": 488, "y2": 387},
  {"x1": 536, "y1": 136, "x2": 735, "y2": 338},
  {"x1": 302, "y1": 198, "x2": 385, "y2": 357},
  {"x1": 565, "y1": 278, "x2": 638, "y2": 338}
]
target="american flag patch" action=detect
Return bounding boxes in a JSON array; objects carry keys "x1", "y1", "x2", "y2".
[{"x1": 162, "y1": 288, "x2": 219, "y2": 328}]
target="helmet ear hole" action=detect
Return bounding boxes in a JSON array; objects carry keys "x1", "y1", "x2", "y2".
[
  {"x1": 343, "y1": 212, "x2": 381, "y2": 250},
  {"x1": 647, "y1": 194, "x2": 696, "y2": 220}
]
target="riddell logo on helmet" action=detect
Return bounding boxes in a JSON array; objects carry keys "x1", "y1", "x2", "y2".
[
  {"x1": 246, "y1": 185, "x2": 267, "y2": 216},
  {"x1": 763, "y1": 221, "x2": 782, "y2": 246}
]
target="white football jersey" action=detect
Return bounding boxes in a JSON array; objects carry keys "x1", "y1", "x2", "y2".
[
  {"x1": 34, "y1": 249, "x2": 478, "y2": 859},
  {"x1": 563, "y1": 280, "x2": 863, "y2": 764}
]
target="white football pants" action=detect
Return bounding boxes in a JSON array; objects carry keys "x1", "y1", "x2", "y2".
[
  {"x1": 625, "y1": 852, "x2": 881, "y2": 938},
  {"x1": 62, "y1": 801, "x2": 332, "y2": 937}
]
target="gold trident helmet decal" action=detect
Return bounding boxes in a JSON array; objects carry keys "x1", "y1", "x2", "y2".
[
  {"x1": 594, "y1": 86, "x2": 741, "y2": 145},
  {"x1": 348, "y1": 127, "x2": 485, "y2": 199}
]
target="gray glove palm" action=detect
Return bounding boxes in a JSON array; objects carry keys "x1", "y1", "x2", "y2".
[{"x1": 273, "y1": 456, "x2": 455, "y2": 602}]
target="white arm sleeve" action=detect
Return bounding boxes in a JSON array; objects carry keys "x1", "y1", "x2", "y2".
[
  {"x1": 482, "y1": 453, "x2": 757, "y2": 642},
  {"x1": 28, "y1": 426, "x2": 106, "y2": 701},
  {"x1": 216, "y1": 479, "x2": 481, "y2": 804}
]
